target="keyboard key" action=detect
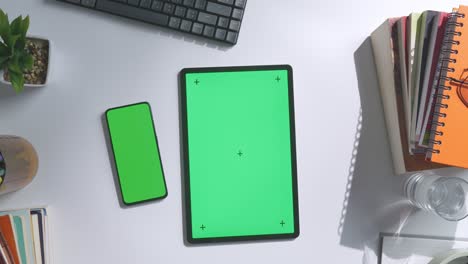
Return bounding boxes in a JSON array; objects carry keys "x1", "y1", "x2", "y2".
[
  {"x1": 214, "y1": 28, "x2": 226, "y2": 40},
  {"x1": 128, "y1": 0, "x2": 140, "y2": 6},
  {"x1": 65, "y1": 0, "x2": 245, "y2": 44},
  {"x1": 169, "y1": 17, "x2": 181, "y2": 28},
  {"x1": 226, "y1": 31, "x2": 238, "y2": 43},
  {"x1": 163, "y1": 3, "x2": 175, "y2": 13},
  {"x1": 218, "y1": 0, "x2": 234, "y2": 5},
  {"x1": 81, "y1": 0, "x2": 97, "y2": 7},
  {"x1": 206, "y1": 2, "x2": 232, "y2": 17},
  {"x1": 192, "y1": 22, "x2": 203, "y2": 34},
  {"x1": 231, "y1": 8, "x2": 243, "y2": 20},
  {"x1": 197, "y1": 12, "x2": 217, "y2": 25},
  {"x1": 217, "y1": 17, "x2": 229, "y2": 28},
  {"x1": 151, "y1": 0, "x2": 163, "y2": 10},
  {"x1": 229, "y1": 19, "x2": 240, "y2": 31},
  {"x1": 186, "y1": 9, "x2": 198, "y2": 20},
  {"x1": 139, "y1": 0, "x2": 152, "y2": 8},
  {"x1": 96, "y1": 0, "x2": 169, "y2": 26},
  {"x1": 175, "y1": 6, "x2": 187, "y2": 17},
  {"x1": 194, "y1": 0, "x2": 206, "y2": 9},
  {"x1": 203, "y1": 25, "x2": 215, "y2": 37},
  {"x1": 234, "y1": 0, "x2": 246, "y2": 8},
  {"x1": 180, "y1": 19, "x2": 192, "y2": 31},
  {"x1": 183, "y1": 0, "x2": 195, "y2": 6}
]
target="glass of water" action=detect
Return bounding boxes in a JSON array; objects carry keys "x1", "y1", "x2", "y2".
[{"x1": 404, "y1": 173, "x2": 468, "y2": 221}]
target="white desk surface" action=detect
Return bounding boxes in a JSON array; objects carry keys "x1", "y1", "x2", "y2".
[{"x1": 1, "y1": 0, "x2": 467, "y2": 263}]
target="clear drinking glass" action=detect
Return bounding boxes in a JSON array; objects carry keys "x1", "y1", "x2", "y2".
[{"x1": 404, "y1": 173, "x2": 468, "y2": 221}]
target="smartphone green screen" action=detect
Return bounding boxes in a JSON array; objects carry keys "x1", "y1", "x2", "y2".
[
  {"x1": 106, "y1": 102, "x2": 167, "y2": 205},
  {"x1": 181, "y1": 66, "x2": 299, "y2": 243}
]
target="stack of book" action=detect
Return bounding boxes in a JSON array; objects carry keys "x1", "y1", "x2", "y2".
[
  {"x1": 380, "y1": 235, "x2": 468, "y2": 263},
  {"x1": 0, "y1": 208, "x2": 49, "y2": 264},
  {"x1": 372, "y1": 5, "x2": 468, "y2": 175}
]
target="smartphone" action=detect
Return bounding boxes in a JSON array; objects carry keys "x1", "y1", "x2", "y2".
[{"x1": 105, "y1": 102, "x2": 168, "y2": 205}]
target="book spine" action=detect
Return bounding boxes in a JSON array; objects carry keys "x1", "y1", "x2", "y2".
[{"x1": 426, "y1": 11, "x2": 465, "y2": 158}]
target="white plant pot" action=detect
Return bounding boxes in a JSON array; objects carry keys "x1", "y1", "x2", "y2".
[{"x1": 0, "y1": 35, "x2": 51, "y2": 88}]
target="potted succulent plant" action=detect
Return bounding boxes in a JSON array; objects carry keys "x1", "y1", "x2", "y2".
[{"x1": 0, "y1": 9, "x2": 50, "y2": 93}]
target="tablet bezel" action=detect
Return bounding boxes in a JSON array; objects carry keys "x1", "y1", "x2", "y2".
[{"x1": 180, "y1": 65, "x2": 299, "y2": 244}]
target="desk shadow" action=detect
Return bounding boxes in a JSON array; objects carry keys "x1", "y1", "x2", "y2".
[
  {"x1": 338, "y1": 37, "x2": 457, "y2": 262},
  {"x1": 177, "y1": 72, "x2": 190, "y2": 246},
  {"x1": 0, "y1": 83, "x2": 16, "y2": 97},
  {"x1": 0, "y1": 82, "x2": 42, "y2": 99},
  {"x1": 0, "y1": 82, "x2": 44, "y2": 116},
  {"x1": 45, "y1": 0, "x2": 232, "y2": 51}
]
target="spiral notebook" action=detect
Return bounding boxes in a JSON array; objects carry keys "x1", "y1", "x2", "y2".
[
  {"x1": 419, "y1": 12, "x2": 449, "y2": 147},
  {"x1": 372, "y1": 18, "x2": 446, "y2": 174},
  {"x1": 411, "y1": 11, "x2": 439, "y2": 151},
  {"x1": 427, "y1": 5, "x2": 468, "y2": 168}
]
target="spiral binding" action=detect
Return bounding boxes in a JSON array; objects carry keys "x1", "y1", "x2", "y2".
[{"x1": 427, "y1": 11, "x2": 465, "y2": 156}]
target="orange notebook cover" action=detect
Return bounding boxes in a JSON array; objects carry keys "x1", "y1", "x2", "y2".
[
  {"x1": 0, "y1": 215, "x2": 20, "y2": 264},
  {"x1": 427, "y1": 5, "x2": 468, "y2": 167}
]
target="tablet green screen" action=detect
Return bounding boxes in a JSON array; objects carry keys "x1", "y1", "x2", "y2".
[
  {"x1": 106, "y1": 102, "x2": 167, "y2": 205},
  {"x1": 183, "y1": 66, "x2": 298, "y2": 242}
]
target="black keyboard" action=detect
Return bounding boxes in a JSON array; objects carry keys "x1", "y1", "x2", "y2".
[{"x1": 58, "y1": 0, "x2": 247, "y2": 45}]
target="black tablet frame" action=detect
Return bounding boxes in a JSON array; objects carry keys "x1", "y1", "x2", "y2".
[{"x1": 180, "y1": 65, "x2": 299, "y2": 244}]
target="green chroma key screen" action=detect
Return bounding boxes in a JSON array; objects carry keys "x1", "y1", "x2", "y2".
[
  {"x1": 106, "y1": 102, "x2": 167, "y2": 205},
  {"x1": 181, "y1": 65, "x2": 299, "y2": 243}
]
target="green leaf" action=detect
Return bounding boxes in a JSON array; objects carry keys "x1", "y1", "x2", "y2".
[
  {"x1": 0, "y1": 55, "x2": 8, "y2": 69},
  {"x1": 9, "y1": 70, "x2": 24, "y2": 93},
  {"x1": 8, "y1": 60, "x2": 21, "y2": 74},
  {"x1": 0, "y1": 10, "x2": 9, "y2": 43},
  {"x1": 10, "y1": 16, "x2": 22, "y2": 36},
  {"x1": 0, "y1": 43, "x2": 9, "y2": 57},
  {"x1": 5, "y1": 34, "x2": 20, "y2": 51},
  {"x1": 15, "y1": 38, "x2": 25, "y2": 50},
  {"x1": 20, "y1": 16, "x2": 29, "y2": 37},
  {"x1": 19, "y1": 53, "x2": 33, "y2": 70}
]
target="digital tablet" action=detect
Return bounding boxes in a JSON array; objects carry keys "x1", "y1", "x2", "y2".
[{"x1": 180, "y1": 65, "x2": 299, "y2": 243}]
